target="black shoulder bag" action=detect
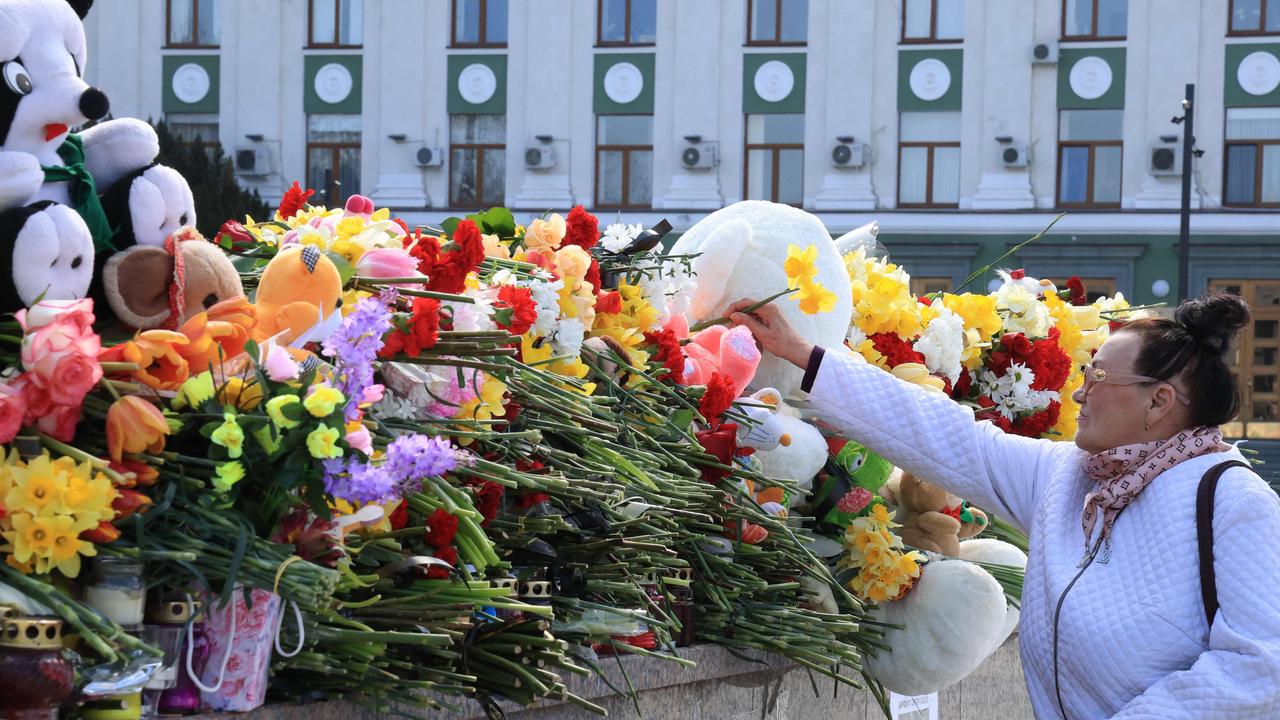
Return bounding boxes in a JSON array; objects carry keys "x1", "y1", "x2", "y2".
[{"x1": 1197, "y1": 459, "x2": 1251, "y2": 628}]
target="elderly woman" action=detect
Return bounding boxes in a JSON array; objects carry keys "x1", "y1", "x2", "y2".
[{"x1": 729, "y1": 292, "x2": 1280, "y2": 719}]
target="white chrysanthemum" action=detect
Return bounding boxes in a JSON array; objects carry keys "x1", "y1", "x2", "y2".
[
  {"x1": 601, "y1": 222, "x2": 644, "y2": 253},
  {"x1": 916, "y1": 303, "x2": 965, "y2": 384},
  {"x1": 996, "y1": 284, "x2": 1051, "y2": 338},
  {"x1": 552, "y1": 317, "x2": 586, "y2": 358}
]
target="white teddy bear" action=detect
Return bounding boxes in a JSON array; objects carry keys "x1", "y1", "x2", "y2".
[{"x1": 667, "y1": 201, "x2": 853, "y2": 396}]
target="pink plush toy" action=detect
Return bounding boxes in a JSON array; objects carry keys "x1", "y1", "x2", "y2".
[{"x1": 666, "y1": 315, "x2": 761, "y2": 397}]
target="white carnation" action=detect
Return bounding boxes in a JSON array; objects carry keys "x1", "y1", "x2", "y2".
[
  {"x1": 552, "y1": 317, "x2": 586, "y2": 358},
  {"x1": 846, "y1": 325, "x2": 868, "y2": 348},
  {"x1": 529, "y1": 278, "x2": 565, "y2": 337},
  {"x1": 915, "y1": 304, "x2": 965, "y2": 384}
]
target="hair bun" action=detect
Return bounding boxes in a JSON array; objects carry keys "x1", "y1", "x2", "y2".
[{"x1": 1174, "y1": 291, "x2": 1251, "y2": 354}]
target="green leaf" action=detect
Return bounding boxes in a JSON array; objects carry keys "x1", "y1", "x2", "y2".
[
  {"x1": 324, "y1": 251, "x2": 357, "y2": 286},
  {"x1": 670, "y1": 409, "x2": 695, "y2": 430},
  {"x1": 481, "y1": 207, "x2": 516, "y2": 236},
  {"x1": 440, "y1": 216, "x2": 463, "y2": 237}
]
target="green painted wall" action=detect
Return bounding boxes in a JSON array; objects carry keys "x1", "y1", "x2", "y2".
[
  {"x1": 594, "y1": 53, "x2": 655, "y2": 114},
  {"x1": 897, "y1": 49, "x2": 963, "y2": 112}
]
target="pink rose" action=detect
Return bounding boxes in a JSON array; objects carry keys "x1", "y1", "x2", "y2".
[
  {"x1": 21, "y1": 318, "x2": 101, "y2": 385},
  {"x1": 35, "y1": 403, "x2": 81, "y2": 442},
  {"x1": 13, "y1": 375, "x2": 52, "y2": 420},
  {"x1": 258, "y1": 337, "x2": 300, "y2": 382},
  {"x1": 46, "y1": 352, "x2": 102, "y2": 406},
  {"x1": 0, "y1": 384, "x2": 26, "y2": 443},
  {"x1": 16, "y1": 298, "x2": 95, "y2": 334}
]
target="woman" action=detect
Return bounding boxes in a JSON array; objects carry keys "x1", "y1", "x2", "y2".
[{"x1": 729, "y1": 292, "x2": 1280, "y2": 719}]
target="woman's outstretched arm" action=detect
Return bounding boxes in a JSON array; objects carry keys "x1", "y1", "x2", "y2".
[{"x1": 730, "y1": 299, "x2": 1080, "y2": 533}]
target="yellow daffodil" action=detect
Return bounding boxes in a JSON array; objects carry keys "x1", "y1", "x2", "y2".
[
  {"x1": 4, "y1": 454, "x2": 68, "y2": 518},
  {"x1": 210, "y1": 412, "x2": 246, "y2": 459},
  {"x1": 784, "y1": 244, "x2": 819, "y2": 289},
  {"x1": 173, "y1": 372, "x2": 216, "y2": 409},
  {"x1": 304, "y1": 384, "x2": 346, "y2": 418},
  {"x1": 4, "y1": 513, "x2": 91, "y2": 577},
  {"x1": 213, "y1": 461, "x2": 246, "y2": 493},
  {"x1": 266, "y1": 395, "x2": 303, "y2": 429},
  {"x1": 795, "y1": 278, "x2": 837, "y2": 315},
  {"x1": 59, "y1": 465, "x2": 115, "y2": 524},
  {"x1": 942, "y1": 292, "x2": 1003, "y2": 369},
  {"x1": 306, "y1": 426, "x2": 344, "y2": 459}
]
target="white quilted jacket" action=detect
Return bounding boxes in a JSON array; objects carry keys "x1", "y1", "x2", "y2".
[{"x1": 803, "y1": 349, "x2": 1280, "y2": 719}]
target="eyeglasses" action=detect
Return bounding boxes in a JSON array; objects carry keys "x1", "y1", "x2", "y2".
[{"x1": 1080, "y1": 365, "x2": 1192, "y2": 405}]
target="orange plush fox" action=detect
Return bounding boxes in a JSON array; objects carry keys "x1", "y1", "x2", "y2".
[{"x1": 252, "y1": 245, "x2": 344, "y2": 350}]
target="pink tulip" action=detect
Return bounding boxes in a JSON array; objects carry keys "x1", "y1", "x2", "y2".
[{"x1": 356, "y1": 248, "x2": 421, "y2": 282}]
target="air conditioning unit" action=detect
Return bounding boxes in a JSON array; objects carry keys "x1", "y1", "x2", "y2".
[
  {"x1": 415, "y1": 146, "x2": 444, "y2": 168},
  {"x1": 831, "y1": 142, "x2": 869, "y2": 169},
  {"x1": 1032, "y1": 42, "x2": 1058, "y2": 64},
  {"x1": 680, "y1": 141, "x2": 717, "y2": 170},
  {"x1": 1150, "y1": 141, "x2": 1183, "y2": 176},
  {"x1": 234, "y1": 146, "x2": 270, "y2": 176},
  {"x1": 524, "y1": 145, "x2": 555, "y2": 170},
  {"x1": 1001, "y1": 144, "x2": 1029, "y2": 168}
]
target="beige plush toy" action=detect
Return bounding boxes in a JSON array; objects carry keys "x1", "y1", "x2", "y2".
[{"x1": 879, "y1": 468, "x2": 988, "y2": 557}]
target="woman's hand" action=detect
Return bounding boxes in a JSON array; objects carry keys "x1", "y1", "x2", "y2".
[{"x1": 727, "y1": 298, "x2": 814, "y2": 370}]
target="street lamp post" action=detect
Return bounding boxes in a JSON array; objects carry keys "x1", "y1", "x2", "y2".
[{"x1": 1177, "y1": 84, "x2": 1195, "y2": 302}]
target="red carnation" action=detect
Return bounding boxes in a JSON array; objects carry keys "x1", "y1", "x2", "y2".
[
  {"x1": 644, "y1": 329, "x2": 686, "y2": 380},
  {"x1": 999, "y1": 332, "x2": 1033, "y2": 360},
  {"x1": 216, "y1": 220, "x2": 254, "y2": 249},
  {"x1": 584, "y1": 258, "x2": 603, "y2": 292},
  {"x1": 563, "y1": 205, "x2": 600, "y2": 250},
  {"x1": 450, "y1": 220, "x2": 487, "y2": 274},
  {"x1": 494, "y1": 286, "x2": 538, "y2": 336},
  {"x1": 951, "y1": 368, "x2": 974, "y2": 399},
  {"x1": 868, "y1": 333, "x2": 925, "y2": 368},
  {"x1": 1066, "y1": 276, "x2": 1087, "y2": 306},
  {"x1": 475, "y1": 482, "x2": 504, "y2": 527},
  {"x1": 695, "y1": 423, "x2": 738, "y2": 484},
  {"x1": 422, "y1": 508, "x2": 459, "y2": 549},
  {"x1": 596, "y1": 290, "x2": 623, "y2": 315},
  {"x1": 426, "y1": 545, "x2": 458, "y2": 579},
  {"x1": 277, "y1": 181, "x2": 316, "y2": 220},
  {"x1": 1010, "y1": 269, "x2": 1026, "y2": 280},
  {"x1": 388, "y1": 501, "x2": 409, "y2": 531},
  {"x1": 515, "y1": 492, "x2": 550, "y2": 510},
  {"x1": 698, "y1": 372, "x2": 737, "y2": 421},
  {"x1": 1012, "y1": 400, "x2": 1061, "y2": 438},
  {"x1": 380, "y1": 297, "x2": 441, "y2": 358},
  {"x1": 1028, "y1": 336, "x2": 1072, "y2": 391}
]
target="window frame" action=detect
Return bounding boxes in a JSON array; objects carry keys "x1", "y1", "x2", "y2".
[
  {"x1": 597, "y1": 0, "x2": 656, "y2": 47},
  {"x1": 1224, "y1": 140, "x2": 1280, "y2": 208},
  {"x1": 307, "y1": 143, "x2": 361, "y2": 208},
  {"x1": 900, "y1": 0, "x2": 964, "y2": 44},
  {"x1": 165, "y1": 0, "x2": 218, "y2": 49},
  {"x1": 307, "y1": 0, "x2": 363, "y2": 49},
  {"x1": 1211, "y1": 279, "x2": 1280, "y2": 440},
  {"x1": 1060, "y1": 0, "x2": 1127, "y2": 41},
  {"x1": 452, "y1": 0, "x2": 508, "y2": 48},
  {"x1": 1228, "y1": 0, "x2": 1280, "y2": 36},
  {"x1": 594, "y1": 114, "x2": 654, "y2": 210},
  {"x1": 896, "y1": 141, "x2": 961, "y2": 209},
  {"x1": 742, "y1": 115, "x2": 805, "y2": 206},
  {"x1": 746, "y1": 0, "x2": 807, "y2": 47},
  {"x1": 1055, "y1": 140, "x2": 1122, "y2": 208},
  {"x1": 448, "y1": 116, "x2": 506, "y2": 209}
]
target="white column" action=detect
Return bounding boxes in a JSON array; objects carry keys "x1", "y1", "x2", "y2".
[
  {"x1": 811, "y1": 0, "x2": 878, "y2": 210},
  {"x1": 1129, "y1": 0, "x2": 1200, "y2": 209},
  {"x1": 1029, "y1": 0, "x2": 1061, "y2": 208},
  {"x1": 870, "y1": 0, "x2": 900, "y2": 208},
  {"x1": 1194, "y1": 0, "x2": 1229, "y2": 207},
  {"x1": 84, "y1": 0, "x2": 162, "y2": 122},
  {"x1": 508, "y1": 0, "x2": 576, "y2": 209},
  {"x1": 654, "y1": 0, "x2": 729, "y2": 209},
  {"x1": 969, "y1": 0, "x2": 1037, "y2": 209},
  {"x1": 368, "y1": 0, "x2": 431, "y2": 209}
]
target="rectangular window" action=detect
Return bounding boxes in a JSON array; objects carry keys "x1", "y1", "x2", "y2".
[
  {"x1": 1057, "y1": 109, "x2": 1122, "y2": 208},
  {"x1": 166, "y1": 0, "x2": 218, "y2": 47},
  {"x1": 747, "y1": 0, "x2": 808, "y2": 45},
  {"x1": 307, "y1": 115, "x2": 362, "y2": 208},
  {"x1": 909, "y1": 276, "x2": 954, "y2": 296},
  {"x1": 898, "y1": 111, "x2": 960, "y2": 208},
  {"x1": 902, "y1": 0, "x2": 964, "y2": 42},
  {"x1": 450, "y1": 114, "x2": 506, "y2": 208},
  {"x1": 744, "y1": 114, "x2": 804, "y2": 205},
  {"x1": 453, "y1": 0, "x2": 509, "y2": 47},
  {"x1": 595, "y1": 115, "x2": 653, "y2": 209},
  {"x1": 1224, "y1": 107, "x2": 1280, "y2": 207},
  {"x1": 598, "y1": 0, "x2": 657, "y2": 45},
  {"x1": 1230, "y1": 0, "x2": 1280, "y2": 34},
  {"x1": 309, "y1": 0, "x2": 363, "y2": 47},
  {"x1": 1062, "y1": 0, "x2": 1127, "y2": 39},
  {"x1": 165, "y1": 113, "x2": 219, "y2": 158},
  {"x1": 1210, "y1": 280, "x2": 1280, "y2": 439}
]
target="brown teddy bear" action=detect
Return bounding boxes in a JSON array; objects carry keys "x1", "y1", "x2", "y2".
[{"x1": 879, "y1": 468, "x2": 988, "y2": 557}]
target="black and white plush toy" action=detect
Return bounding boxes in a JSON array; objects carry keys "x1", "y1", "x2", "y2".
[{"x1": 0, "y1": 0, "x2": 184, "y2": 313}]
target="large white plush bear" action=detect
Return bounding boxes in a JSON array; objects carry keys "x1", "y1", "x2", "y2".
[
  {"x1": 0, "y1": 0, "x2": 174, "y2": 312},
  {"x1": 668, "y1": 201, "x2": 853, "y2": 396}
]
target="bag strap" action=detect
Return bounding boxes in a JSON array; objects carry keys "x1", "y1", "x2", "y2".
[{"x1": 1197, "y1": 459, "x2": 1250, "y2": 628}]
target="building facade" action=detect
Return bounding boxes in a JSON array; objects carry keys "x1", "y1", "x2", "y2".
[{"x1": 84, "y1": 0, "x2": 1280, "y2": 456}]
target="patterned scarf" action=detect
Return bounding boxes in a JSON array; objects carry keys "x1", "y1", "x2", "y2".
[{"x1": 1081, "y1": 426, "x2": 1231, "y2": 553}]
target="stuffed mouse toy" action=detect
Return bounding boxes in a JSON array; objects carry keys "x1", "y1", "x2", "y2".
[
  {"x1": 101, "y1": 228, "x2": 243, "y2": 330},
  {"x1": 0, "y1": 0, "x2": 184, "y2": 313}
]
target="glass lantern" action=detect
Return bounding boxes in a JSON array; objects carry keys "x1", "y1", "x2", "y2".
[
  {"x1": 84, "y1": 557, "x2": 146, "y2": 628},
  {"x1": 141, "y1": 597, "x2": 200, "y2": 717},
  {"x1": 0, "y1": 616, "x2": 75, "y2": 720}
]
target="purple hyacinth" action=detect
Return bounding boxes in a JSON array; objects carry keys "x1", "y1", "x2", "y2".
[
  {"x1": 322, "y1": 456, "x2": 398, "y2": 504},
  {"x1": 384, "y1": 434, "x2": 458, "y2": 492},
  {"x1": 322, "y1": 296, "x2": 393, "y2": 421}
]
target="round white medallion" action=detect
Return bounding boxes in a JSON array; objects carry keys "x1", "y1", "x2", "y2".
[
  {"x1": 313, "y1": 62, "x2": 354, "y2": 104},
  {"x1": 171, "y1": 63, "x2": 210, "y2": 105},
  {"x1": 908, "y1": 58, "x2": 951, "y2": 102},
  {"x1": 457, "y1": 63, "x2": 498, "y2": 105},
  {"x1": 603, "y1": 62, "x2": 644, "y2": 104},
  {"x1": 1237, "y1": 51, "x2": 1280, "y2": 97},
  {"x1": 1068, "y1": 56, "x2": 1113, "y2": 100},
  {"x1": 753, "y1": 60, "x2": 795, "y2": 103}
]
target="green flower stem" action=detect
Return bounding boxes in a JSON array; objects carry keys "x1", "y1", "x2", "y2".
[{"x1": 688, "y1": 287, "x2": 799, "y2": 333}]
